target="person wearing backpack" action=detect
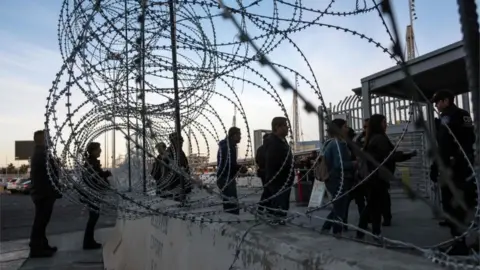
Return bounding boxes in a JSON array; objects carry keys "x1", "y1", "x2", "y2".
[{"x1": 320, "y1": 119, "x2": 357, "y2": 236}]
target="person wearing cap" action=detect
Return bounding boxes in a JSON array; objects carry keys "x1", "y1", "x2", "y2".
[{"x1": 431, "y1": 89, "x2": 476, "y2": 255}]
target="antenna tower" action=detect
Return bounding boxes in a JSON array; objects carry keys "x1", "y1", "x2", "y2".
[
  {"x1": 232, "y1": 106, "x2": 237, "y2": 127},
  {"x1": 292, "y1": 75, "x2": 300, "y2": 152},
  {"x1": 405, "y1": 0, "x2": 418, "y2": 60}
]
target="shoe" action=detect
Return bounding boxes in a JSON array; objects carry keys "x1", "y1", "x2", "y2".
[
  {"x1": 83, "y1": 241, "x2": 102, "y2": 250},
  {"x1": 355, "y1": 233, "x2": 365, "y2": 240},
  {"x1": 382, "y1": 220, "x2": 391, "y2": 226},
  {"x1": 444, "y1": 241, "x2": 470, "y2": 256},
  {"x1": 438, "y1": 220, "x2": 449, "y2": 227},
  {"x1": 46, "y1": 245, "x2": 58, "y2": 253},
  {"x1": 29, "y1": 248, "x2": 55, "y2": 258}
]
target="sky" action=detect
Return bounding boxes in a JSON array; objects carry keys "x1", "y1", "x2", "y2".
[{"x1": 0, "y1": 0, "x2": 475, "y2": 167}]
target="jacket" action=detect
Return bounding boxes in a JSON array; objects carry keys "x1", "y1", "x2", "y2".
[
  {"x1": 83, "y1": 157, "x2": 110, "y2": 192},
  {"x1": 255, "y1": 144, "x2": 267, "y2": 178},
  {"x1": 30, "y1": 145, "x2": 61, "y2": 200},
  {"x1": 162, "y1": 145, "x2": 192, "y2": 193},
  {"x1": 364, "y1": 133, "x2": 414, "y2": 186},
  {"x1": 437, "y1": 105, "x2": 475, "y2": 166},
  {"x1": 217, "y1": 138, "x2": 239, "y2": 180},
  {"x1": 323, "y1": 139, "x2": 355, "y2": 183},
  {"x1": 151, "y1": 154, "x2": 165, "y2": 181},
  {"x1": 264, "y1": 134, "x2": 294, "y2": 188}
]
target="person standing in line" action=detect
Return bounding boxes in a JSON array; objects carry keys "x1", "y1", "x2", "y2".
[
  {"x1": 29, "y1": 130, "x2": 62, "y2": 258},
  {"x1": 354, "y1": 118, "x2": 369, "y2": 147},
  {"x1": 151, "y1": 142, "x2": 167, "y2": 195},
  {"x1": 162, "y1": 133, "x2": 192, "y2": 201},
  {"x1": 432, "y1": 90, "x2": 476, "y2": 255},
  {"x1": 81, "y1": 142, "x2": 111, "y2": 249},
  {"x1": 255, "y1": 133, "x2": 270, "y2": 212},
  {"x1": 356, "y1": 114, "x2": 416, "y2": 239},
  {"x1": 320, "y1": 119, "x2": 356, "y2": 236},
  {"x1": 217, "y1": 127, "x2": 243, "y2": 215},
  {"x1": 264, "y1": 117, "x2": 294, "y2": 224},
  {"x1": 343, "y1": 127, "x2": 366, "y2": 228}
]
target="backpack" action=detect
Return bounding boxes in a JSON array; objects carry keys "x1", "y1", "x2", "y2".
[{"x1": 315, "y1": 139, "x2": 333, "y2": 182}]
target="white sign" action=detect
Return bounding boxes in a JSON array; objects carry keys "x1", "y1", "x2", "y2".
[{"x1": 307, "y1": 180, "x2": 326, "y2": 209}]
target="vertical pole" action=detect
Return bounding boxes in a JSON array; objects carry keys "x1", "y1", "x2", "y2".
[
  {"x1": 112, "y1": 82, "x2": 116, "y2": 169},
  {"x1": 125, "y1": 0, "x2": 132, "y2": 192},
  {"x1": 317, "y1": 105, "x2": 325, "y2": 145},
  {"x1": 140, "y1": 0, "x2": 147, "y2": 194},
  {"x1": 168, "y1": 0, "x2": 184, "y2": 202}
]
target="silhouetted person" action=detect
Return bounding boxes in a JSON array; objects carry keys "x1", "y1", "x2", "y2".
[
  {"x1": 264, "y1": 117, "x2": 294, "y2": 224},
  {"x1": 255, "y1": 133, "x2": 270, "y2": 212},
  {"x1": 151, "y1": 142, "x2": 167, "y2": 195},
  {"x1": 162, "y1": 133, "x2": 191, "y2": 201},
  {"x1": 357, "y1": 114, "x2": 416, "y2": 239},
  {"x1": 354, "y1": 118, "x2": 369, "y2": 148},
  {"x1": 217, "y1": 127, "x2": 243, "y2": 215},
  {"x1": 432, "y1": 90, "x2": 476, "y2": 255},
  {"x1": 82, "y1": 142, "x2": 111, "y2": 250},
  {"x1": 344, "y1": 127, "x2": 366, "y2": 227},
  {"x1": 29, "y1": 130, "x2": 61, "y2": 258}
]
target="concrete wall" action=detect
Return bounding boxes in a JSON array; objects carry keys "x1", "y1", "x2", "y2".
[{"x1": 103, "y1": 200, "x2": 442, "y2": 270}]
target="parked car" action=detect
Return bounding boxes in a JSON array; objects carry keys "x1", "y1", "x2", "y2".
[
  {"x1": 6, "y1": 179, "x2": 19, "y2": 190},
  {"x1": 10, "y1": 178, "x2": 29, "y2": 193},
  {"x1": 16, "y1": 179, "x2": 32, "y2": 194}
]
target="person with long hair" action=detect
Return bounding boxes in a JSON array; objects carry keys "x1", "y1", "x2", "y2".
[
  {"x1": 321, "y1": 119, "x2": 356, "y2": 236},
  {"x1": 81, "y1": 142, "x2": 111, "y2": 249},
  {"x1": 356, "y1": 114, "x2": 416, "y2": 239}
]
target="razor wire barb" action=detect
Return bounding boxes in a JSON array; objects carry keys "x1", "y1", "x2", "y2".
[{"x1": 41, "y1": 0, "x2": 479, "y2": 269}]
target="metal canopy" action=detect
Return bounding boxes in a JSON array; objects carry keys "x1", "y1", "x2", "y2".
[{"x1": 359, "y1": 41, "x2": 468, "y2": 100}]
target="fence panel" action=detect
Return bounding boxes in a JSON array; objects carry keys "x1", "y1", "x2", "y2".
[{"x1": 387, "y1": 130, "x2": 434, "y2": 200}]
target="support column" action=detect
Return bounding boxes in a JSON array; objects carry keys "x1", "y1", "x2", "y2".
[
  {"x1": 317, "y1": 105, "x2": 325, "y2": 145},
  {"x1": 361, "y1": 81, "x2": 371, "y2": 119}
]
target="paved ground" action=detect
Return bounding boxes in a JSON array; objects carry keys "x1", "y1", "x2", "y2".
[
  {"x1": 0, "y1": 186, "x2": 458, "y2": 269},
  {"x1": 193, "y1": 186, "x2": 453, "y2": 249},
  {"x1": 0, "y1": 228, "x2": 111, "y2": 270},
  {"x1": 0, "y1": 193, "x2": 116, "y2": 242}
]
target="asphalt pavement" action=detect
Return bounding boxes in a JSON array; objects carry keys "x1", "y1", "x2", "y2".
[{"x1": 0, "y1": 193, "x2": 116, "y2": 242}]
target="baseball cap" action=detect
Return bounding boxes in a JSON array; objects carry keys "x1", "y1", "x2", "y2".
[{"x1": 431, "y1": 90, "x2": 454, "y2": 103}]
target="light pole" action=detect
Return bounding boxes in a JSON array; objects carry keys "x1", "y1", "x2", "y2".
[{"x1": 168, "y1": 0, "x2": 184, "y2": 202}]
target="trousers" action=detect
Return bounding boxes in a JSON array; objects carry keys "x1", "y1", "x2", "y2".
[
  {"x1": 322, "y1": 179, "x2": 349, "y2": 234},
  {"x1": 444, "y1": 160, "x2": 477, "y2": 236},
  {"x1": 266, "y1": 185, "x2": 291, "y2": 218},
  {"x1": 258, "y1": 176, "x2": 272, "y2": 211},
  {"x1": 29, "y1": 197, "x2": 56, "y2": 250},
  {"x1": 382, "y1": 189, "x2": 392, "y2": 222},
  {"x1": 217, "y1": 177, "x2": 239, "y2": 215},
  {"x1": 358, "y1": 182, "x2": 389, "y2": 236},
  {"x1": 344, "y1": 183, "x2": 366, "y2": 224},
  {"x1": 84, "y1": 204, "x2": 100, "y2": 243}
]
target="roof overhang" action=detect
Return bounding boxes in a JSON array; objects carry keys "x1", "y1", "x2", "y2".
[{"x1": 359, "y1": 41, "x2": 468, "y2": 100}]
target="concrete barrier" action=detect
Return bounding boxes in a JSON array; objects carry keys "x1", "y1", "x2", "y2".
[{"x1": 103, "y1": 198, "x2": 442, "y2": 270}]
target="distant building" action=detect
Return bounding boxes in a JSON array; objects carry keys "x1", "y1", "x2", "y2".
[{"x1": 295, "y1": 140, "x2": 321, "y2": 153}]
